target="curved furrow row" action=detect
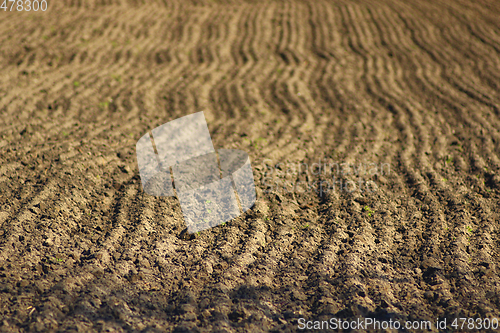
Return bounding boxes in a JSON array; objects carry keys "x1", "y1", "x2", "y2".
[
  {"x1": 0, "y1": 175, "x2": 97, "y2": 269},
  {"x1": 199, "y1": 2, "x2": 330, "y2": 299},
  {"x1": 367, "y1": 4, "x2": 447, "y2": 179},
  {"x1": 466, "y1": 20, "x2": 500, "y2": 54},
  {"x1": 438, "y1": 0, "x2": 500, "y2": 31},
  {"x1": 228, "y1": 3, "x2": 280, "y2": 136},
  {"x1": 394, "y1": 1, "x2": 500, "y2": 129},
  {"x1": 392, "y1": 6, "x2": 500, "y2": 176},
  {"x1": 1, "y1": 118, "x2": 142, "y2": 281},
  {"x1": 0, "y1": 179, "x2": 59, "y2": 256},
  {"x1": 186, "y1": 10, "x2": 240, "y2": 122},
  {"x1": 292, "y1": 2, "x2": 403, "y2": 315},
  {"x1": 0, "y1": 7, "x2": 155, "y2": 124},
  {"x1": 156, "y1": 6, "x2": 240, "y2": 123},
  {"x1": 220, "y1": 4, "x2": 279, "y2": 142},
  {"x1": 252, "y1": 2, "x2": 366, "y2": 310},
  {"x1": 26, "y1": 185, "x2": 155, "y2": 325},
  {"x1": 208, "y1": 6, "x2": 259, "y2": 130},
  {"x1": 411, "y1": 1, "x2": 500, "y2": 112},
  {"x1": 207, "y1": 5, "x2": 285, "y2": 145},
  {"x1": 304, "y1": 2, "x2": 358, "y2": 164},
  {"x1": 65, "y1": 8, "x2": 185, "y2": 126},
  {"x1": 151, "y1": 4, "x2": 278, "y2": 300},
  {"x1": 326, "y1": 4, "x2": 376, "y2": 158},
  {"x1": 188, "y1": 4, "x2": 347, "y2": 312},
  {"x1": 349, "y1": 2, "x2": 496, "y2": 314},
  {"x1": 193, "y1": 216, "x2": 269, "y2": 295},
  {"x1": 255, "y1": 1, "x2": 295, "y2": 134},
  {"x1": 443, "y1": 13, "x2": 500, "y2": 99},
  {"x1": 382, "y1": 0, "x2": 500, "y2": 311},
  {"x1": 277, "y1": 2, "x2": 323, "y2": 141},
  {"x1": 373, "y1": 1, "x2": 479, "y2": 288},
  {"x1": 341, "y1": 3, "x2": 393, "y2": 161}
]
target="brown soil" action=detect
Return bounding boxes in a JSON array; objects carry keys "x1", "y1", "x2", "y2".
[{"x1": 1, "y1": 0, "x2": 500, "y2": 332}]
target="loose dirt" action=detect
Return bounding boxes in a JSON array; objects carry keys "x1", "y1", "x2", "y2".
[{"x1": 1, "y1": 0, "x2": 500, "y2": 331}]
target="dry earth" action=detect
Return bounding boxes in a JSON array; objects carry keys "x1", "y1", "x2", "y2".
[{"x1": 1, "y1": 0, "x2": 500, "y2": 332}]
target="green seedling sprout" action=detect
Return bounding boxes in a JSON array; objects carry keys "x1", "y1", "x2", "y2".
[
  {"x1": 364, "y1": 206, "x2": 374, "y2": 217},
  {"x1": 253, "y1": 137, "x2": 267, "y2": 149},
  {"x1": 99, "y1": 101, "x2": 109, "y2": 110}
]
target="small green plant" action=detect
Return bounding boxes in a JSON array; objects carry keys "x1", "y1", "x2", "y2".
[
  {"x1": 111, "y1": 41, "x2": 118, "y2": 48},
  {"x1": 301, "y1": 223, "x2": 309, "y2": 229},
  {"x1": 253, "y1": 137, "x2": 267, "y2": 149},
  {"x1": 62, "y1": 131, "x2": 69, "y2": 137},
  {"x1": 466, "y1": 225, "x2": 473, "y2": 233},
  {"x1": 445, "y1": 156, "x2": 452, "y2": 164},
  {"x1": 111, "y1": 74, "x2": 122, "y2": 83},
  {"x1": 364, "y1": 206, "x2": 374, "y2": 217},
  {"x1": 73, "y1": 81, "x2": 80, "y2": 87},
  {"x1": 98, "y1": 101, "x2": 109, "y2": 110}
]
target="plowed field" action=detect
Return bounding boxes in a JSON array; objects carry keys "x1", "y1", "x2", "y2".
[{"x1": 1, "y1": 0, "x2": 500, "y2": 331}]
